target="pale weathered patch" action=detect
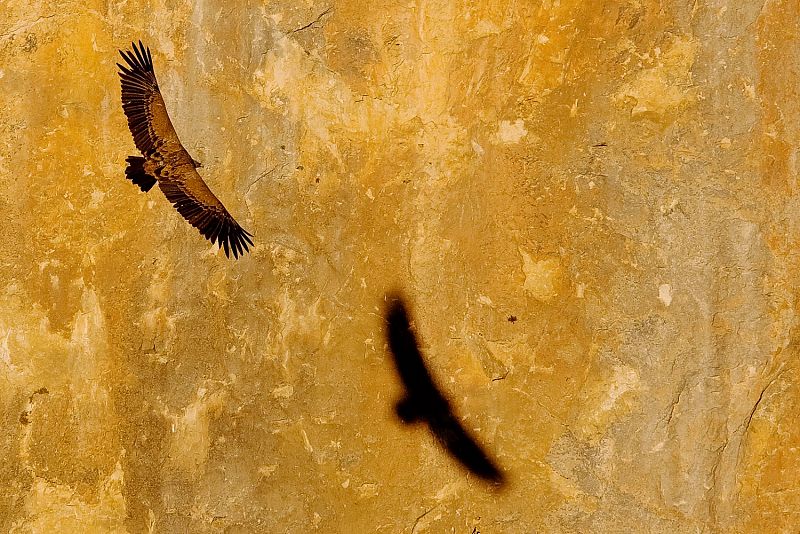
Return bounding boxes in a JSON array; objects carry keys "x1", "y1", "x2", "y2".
[
  {"x1": 494, "y1": 119, "x2": 528, "y2": 144},
  {"x1": 519, "y1": 249, "x2": 563, "y2": 302},
  {"x1": 613, "y1": 34, "x2": 698, "y2": 121}
]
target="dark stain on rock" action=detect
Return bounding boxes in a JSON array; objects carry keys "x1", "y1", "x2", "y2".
[
  {"x1": 22, "y1": 33, "x2": 37, "y2": 53},
  {"x1": 19, "y1": 387, "x2": 49, "y2": 425}
]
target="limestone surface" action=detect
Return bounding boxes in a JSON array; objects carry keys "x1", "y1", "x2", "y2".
[{"x1": 1, "y1": 0, "x2": 799, "y2": 532}]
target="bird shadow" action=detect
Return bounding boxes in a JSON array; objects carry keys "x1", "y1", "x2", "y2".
[{"x1": 384, "y1": 294, "x2": 506, "y2": 486}]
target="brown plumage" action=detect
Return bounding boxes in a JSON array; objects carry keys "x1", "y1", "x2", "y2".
[{"x1": 117, "y1": 41, "x2": 253, "y2": 259}]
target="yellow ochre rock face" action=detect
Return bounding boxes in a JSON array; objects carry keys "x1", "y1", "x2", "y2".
[{"x1": 1, "y1": 0, "x2": 799, "y2": 532}]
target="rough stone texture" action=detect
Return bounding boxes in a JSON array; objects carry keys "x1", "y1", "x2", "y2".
[{"x1": 1, "y1": 0, "x2": 800, "y2": 532}]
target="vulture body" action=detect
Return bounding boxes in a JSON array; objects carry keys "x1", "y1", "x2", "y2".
[{"x1": 117, "y1": 41, "x2": 253, "y2": 258}]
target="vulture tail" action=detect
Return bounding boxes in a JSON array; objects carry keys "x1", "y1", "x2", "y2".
[{"x1": 125, "y1": 156, "x2": 157, "y2": 193}]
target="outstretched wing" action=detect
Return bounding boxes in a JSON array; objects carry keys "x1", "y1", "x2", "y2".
[
  {"x1": 117, "y1": 41, "x2": 253, "y2": 258},
  {"x1": 158, "y1": 169, "x2": 254, "y2": 259},
  {"x1": 117, "y1": 41, "x2": 182, "y2": 160}
]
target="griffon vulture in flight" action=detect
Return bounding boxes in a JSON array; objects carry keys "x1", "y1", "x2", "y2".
[
  {"x1": 384, "y1": 295, "x2": 505, "y2": 484},
  {"x1": 117, "y1": 41, "x2": 253, "y2": 258}
]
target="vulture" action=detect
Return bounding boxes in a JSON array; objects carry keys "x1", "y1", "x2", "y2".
[
  {"x1": 384, "y1": 295, "x2": 505, "y2": 484},
  {"x1": 117, "y1": 41, "x2": 253, "y2": 258}
]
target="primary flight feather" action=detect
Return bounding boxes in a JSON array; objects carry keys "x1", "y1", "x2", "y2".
[{"x1": 117, "y1": 41, "x2": 253, "y2": 259}]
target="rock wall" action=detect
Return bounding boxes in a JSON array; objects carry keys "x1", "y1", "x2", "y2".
[{"x1": 1, "y1": 0, "x2": 799, "y2": 532}]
